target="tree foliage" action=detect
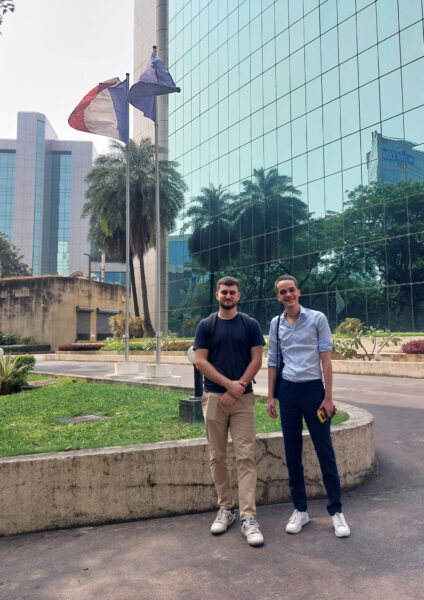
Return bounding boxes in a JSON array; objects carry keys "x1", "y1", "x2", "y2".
[
  {"x1": 83, "y1": 139, "x2": 186, "y2": 336},
  {"x1": 0, "y1": 1, "x2": 14, "y2": 33},
  {"x1": 0, "y1": 233, "x2": 31, "y2": 278}
]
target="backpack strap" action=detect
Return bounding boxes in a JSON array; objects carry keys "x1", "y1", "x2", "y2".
[{"x1": 205, "y1": 311, "x2": 218, "y2": 348}]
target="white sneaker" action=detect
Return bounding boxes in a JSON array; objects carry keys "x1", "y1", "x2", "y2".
[
  {"x1": 241, "y1": 517, "x2": 264, "y2": 546},
  {"x1": 286, "y1": 510, "x2": 310, "y2": 533},
  {"x1": 331, "y1": 512, "x2": 350, "y2": 537},
  {"x1": 210, "y1": 508, "x2": 236, "y2": 535}
]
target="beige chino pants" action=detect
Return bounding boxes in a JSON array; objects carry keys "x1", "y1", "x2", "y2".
[{"x1": 202, "y1": 392, "x2": 257, "y2": 520}]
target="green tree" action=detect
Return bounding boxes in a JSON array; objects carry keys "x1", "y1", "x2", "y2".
[
  {"x1": 0, "y1": 233, "x2": 30, "y2": 277},
  {"x1": 83, "y1": 139, "x2": 186, "y2": 336},
  {"x1": 184, "y1": 184, "x2": 235, "y2": 308},
  {"x1": 234, "y1": 168, "x2": 306, "y2": 322},
  {"x1": 0, "y1": 1, "x2": 14, "y2": 33}
]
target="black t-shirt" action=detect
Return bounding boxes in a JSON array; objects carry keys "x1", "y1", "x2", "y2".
[{"x1": 193, "y1": 313, "x2": 265, "y2": 394}]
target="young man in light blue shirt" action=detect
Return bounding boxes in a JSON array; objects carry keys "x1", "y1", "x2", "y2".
[{"x1": 267, "y1": 274, "x2": 350, "y2": 538}]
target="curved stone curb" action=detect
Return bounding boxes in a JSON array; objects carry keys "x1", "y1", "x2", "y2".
[{"x1": 0, "y1": 401, "x2": 373, "y2": 536}]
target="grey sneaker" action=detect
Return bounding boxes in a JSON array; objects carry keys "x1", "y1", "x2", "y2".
[
  {"x1": 240, "y1": 517, "x2": 264, "y2": 546},
  {"x1": 331, "y1": 512, "x2": 350, "y2": 537},
  {"x1": 210, "y1": 509, "x2": 236, "y2": 535},
  {"x1": 286, "y1": 509, "x2": 310, "y2": 533}
]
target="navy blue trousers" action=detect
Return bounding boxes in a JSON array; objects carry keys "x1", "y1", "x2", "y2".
[{"x1": 278, "y1": 379, "x2": 342, "y2": 516}]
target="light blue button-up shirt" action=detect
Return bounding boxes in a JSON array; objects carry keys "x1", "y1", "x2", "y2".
[{"x1": 268, "y1": 306, "x2": 333, "y2": 382}]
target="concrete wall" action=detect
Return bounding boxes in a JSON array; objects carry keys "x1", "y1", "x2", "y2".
[
  {"x1": 0, "y1": 402, "x2": 373, "y2": 536},
  {"x1": 0, "y1": 276, "x2": 126, "y2": 350}
]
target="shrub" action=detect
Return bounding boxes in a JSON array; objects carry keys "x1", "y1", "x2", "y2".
[
  {"x1": 335, "y1": 318, "x2": 363, "y2": 336},
  {"x1": 401, "y1": 340, "x2": 424, "y2": 354},
  {"x1": 0, "y1": 354, "x2": 35, "y2": 395},
  {"x1": 1, "y1": 332, "x2": 18, "y2": 345},
  {"x1": 19, "y1": 335, "x2": 34, "y2": 345},
  {"x1": 58, "y1": 343, "x2": 104, "y2": 351},
  {"x1": 108, "y1": 313, "x2": 144, "y2": 338},
  {"x1": 333, "y1": 322, "x2": 401, "y2": 361}
]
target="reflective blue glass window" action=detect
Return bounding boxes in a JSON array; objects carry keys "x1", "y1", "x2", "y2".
[
  {"x1": 359, "y1": 81, "x2": 380, "y2": 128},
  {"x1": 275, "y1": 30, "x2": 289, "y2": 63},
  {"x1": 0, "y1": 151, "x2": 15, "y2": 240},
  {"x1": 239, "y1": 0, "x2": 249, "y2": 29},
  {"x1": 263, "y1": 38, "x2": 275, "y2": 71},
  {"x1": 342, "y1": 132, "x2": 361, "y2": 170},
  {"x1": 308, "y1": 178, "x2": 325, "y2": 218},
  {"x1": 289, "y1": 19, "x2": 304, "y2": 53},
  {"x1": 325, "y1": 172, "x2": 343, "y2": 213},
  {"x1": 308, "y1": 147, "x2": 324, "y2": 180},
  {"x1": 290, "y1": 48, "x2": 305, "y2": 89},
  {"x1": 323, "y1": 99, "x2": 341, "y2": 143},
  {"x1": 324, "y1": 140, "x2": 342, "y2": 175},
  {"x1": 322, "y1": 67, "x2": 339, "y2": 103},
  {"x1": 263, "y1": 67, "x2": 277, "y2": 104},
  {"x1": 276, "y1": 59, "x2": 290, "y2": 98},
  {"x1": 321, "y1": 28, "x2": 338, "y2": 72},
  {"x1": 398, "y1": 0, "x2": 422, "y2": 30},
  {"x1": 307, "y1": 108, "x2": 323, "y2": 150},
  {"x1": 337, "y1": 0, "x2": 356, "y2": 22},
  {"x1": 291, "y1": 116, "x2": 307, "y2": 156},
  {"x1": 277, "y1": 95, "x2": 291, "y2": 126},
  {"x1": 250, "y1": 14, "x2": 262, "y2": 52},
  {"x1": 378, "y1": 35, "x2": 400, "y2": 77},
  {"x1": 305, "y1": 38, "x2": 321, "y2": 81},
  {"x1": 262, "y1": 5, "x2": 275, "y2": 43},
  {"x1": 357, "y1": 4, "x2": 377, "y2": 53},
  {"x1": 264, "y1": 102, "x2": 276, "y2": 133},
  {"x1": 400, "y1": 22, "x2": 424, "y2": 66},
  {"x1": 358, "y1": 46, "x2": 379, "y2": 86},
  {"x1": 292, "y1": 154, "x2": 308, "y2": 186},
  {"x1": 304, "y1": 0, "x2": 318, "y2": 13},
  {"x1": 341, "y1": 90, "x2": 359, "y2": 136},
  {"x1": 380, "y1": 70, "x2": 403, "y2": 121},
  {"x1": 402, "y1": 58, "x2": 424, "y2": 111},
  {"x1": 291, "y1": 86, "x2": 306, "y2": 120},
  {"x1": 289, "y1": 0, "x2": 303, "y2": 25},
  {"x1": 304, "y1": 8, "x2": 319, "y2": 44},
  {"x1": 274, "y1": 0, "x2": 289, "y2": 32},
  {"x1": 306, "y1": 76, "x2": 322, "y2": 111},
  {"x1": 340, "y1": 57, "x2": 358, "y2": 95},
  {"x1": 264, "y1": 130, "x2": 277, "y2": 169},
  {"x1": 376, "y1": 0, "x2": 399, "y2": 41},
  {"x1": 320, "y1": 0, "x2": 337, "y2": 33},
  {"x1": 277, "y1": 123, "x2": 292, "y2": 163}
]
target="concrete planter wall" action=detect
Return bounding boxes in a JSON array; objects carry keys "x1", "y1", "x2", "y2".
[{"x1": 0, "y1": 402, "x2": 373, "y2": 537}]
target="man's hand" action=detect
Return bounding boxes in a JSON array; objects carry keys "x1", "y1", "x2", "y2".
[
  {"x1": 318, "y1": 397, "x2": 335, "y2": 419},
  {"x1": 226, "y1": 380, "x2": 246, "y2": 399},
  {"x1": 267, "y1": 397, "x2": 277, "y2": 419},
  {"x1": 220, "y1": 391, "x2": 237, "y2": 406}
]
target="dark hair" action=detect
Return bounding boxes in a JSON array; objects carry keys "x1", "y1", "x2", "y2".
[
  {"x1": 217, "y1": 276, "x2": 240, "y2": 291},
  {"x1": 274, "y1": 274, "x2": 298, "y2": 290}
]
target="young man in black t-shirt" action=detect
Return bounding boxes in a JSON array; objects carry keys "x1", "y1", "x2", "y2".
[{"x1": 194, "y1": 276, "x2": 265, "y2": 546}]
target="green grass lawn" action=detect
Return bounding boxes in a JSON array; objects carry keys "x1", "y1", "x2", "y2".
[{"x1": 0, "y1": 378, "x2": 348, "y2": 457}]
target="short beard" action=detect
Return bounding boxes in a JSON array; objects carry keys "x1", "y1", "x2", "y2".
[{"x1": 219, "y1": 301, "x2": 237, "y2": 310}]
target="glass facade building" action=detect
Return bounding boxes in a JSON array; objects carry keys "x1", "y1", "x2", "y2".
[
  {"x1": 0, "y1": 150, "x2": 15, "y2": 240},
  {"x1": 0, "y1": 112, "x2": 125, "y2": 280},
  {"x1": 164, "y1": 0, "x2": 424, "y2": 335}
]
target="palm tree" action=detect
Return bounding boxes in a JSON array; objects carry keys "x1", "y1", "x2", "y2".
[
  {"x1": 184, "y1": 184, "x2": 235, "y2": 308},
  {"x1": 83, "y1": 139, "x2": 186, "y2": 336},
  {"x1": 234, "y1": 168, "x2": 306, "y2": 322}
]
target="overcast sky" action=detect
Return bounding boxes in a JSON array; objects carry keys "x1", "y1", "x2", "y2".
[{"x1": 0, "y1": 0, "x2": 134, "y2": 155}]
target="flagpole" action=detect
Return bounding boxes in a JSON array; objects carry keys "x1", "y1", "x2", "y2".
[
  {"x1": 124, "y1": 72, "x2": 130, "y2": 364},
  {"x1": 154, "y1": 92, "x2": 161, "y2": 366}
]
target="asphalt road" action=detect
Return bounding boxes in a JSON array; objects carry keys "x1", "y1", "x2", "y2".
[{"x1": 0, "y1": 359, "x2": 423, "y2": 600}]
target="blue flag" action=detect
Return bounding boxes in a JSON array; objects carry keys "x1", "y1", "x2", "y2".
[{"x1": 128, "y1": 50, "x2": 180, "y2": 122}]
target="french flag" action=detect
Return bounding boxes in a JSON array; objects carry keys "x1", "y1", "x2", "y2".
[{"x1": 68, "y1": 78, "x2": 128, "y2": 144}]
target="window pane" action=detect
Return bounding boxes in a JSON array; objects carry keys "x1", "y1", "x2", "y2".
[
  {"x1": 376, "y1": 0, "x2": 399, "y2": 41},
  {"x1": 340, "y1": 57, "x2": 358, "y2": 94},
  {"x1": 323, "y1": 99, "x2": 341, "y2": 143},
  {"x1": 322, "y1": 68, "x2": 340, "y2": 103},
  {"x1": 402, "y1": 58, "x2": 424, "y2": 111},
  {"x1": 380, "y1": 70, "x2": 403, "y2": 121},
  {"x1": 357, "y1": 4, "x2": 377, "y2": 53},
  {"x1": 307, "y1": 108, "x2": 323, "y2": 150},
  {"x1": 398, "y1": 0, "x2": 422, "y2": 30},
  {"x1": 358, "y1": 46, "x2": 379, "y2": 86},
  {"x1": 359, "y1": 81, "x2": 380, "y2": 128},
  {"x1": 341, "y1": 90, "x2": 360, "y2": 136},
  {"x1": 321, "y1": 28, "x2": 338, "y2": 72},
  {"x1": 338, "y1": 16, "x2": 357, "y2": 62},
  {"x1": 378, "y1": 35, "x2": 400, "y2": 77},
  {"x1": 400, "y1": 22, "x2": 424, "y2": 66}
]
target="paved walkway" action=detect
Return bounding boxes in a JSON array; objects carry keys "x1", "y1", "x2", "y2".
[{"x1": 0, "y1": 359, "x2": 423, "y2": 599}]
